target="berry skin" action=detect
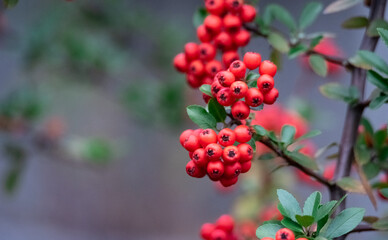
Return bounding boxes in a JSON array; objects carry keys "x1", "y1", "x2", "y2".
[
  {"x1": 218, "y1": 128, "x2": 236, "y2": 146},
  {"x1": 210, "y1": 229, "x2": 227, "y2": 240},
  {"x1": 234, "y1": 125, "x2": 252, "y2": 143},
  {"x1": 259, "y1": 60, "x2": 277, "y2": 77},
  {"x1": 240, "y1": 160, "x2": 251, "y2": 173},
  {"x1": 229, "y1": 60, "x2": 247, "y2": 79},
  {"x1": 211, "y1": 80, "x2": 224, "y2": 96},
  {"x1": 188, "y1": 60, "x2": 205, "y2": 77},
  {"x1": 207, "y1": 160, "x2": 225, "y2": 180},
  {"x1": 261, "y1": 238, "x2": 275, "y2": 240},
  {"x1": 214, "y1": 32, "x2": 234, "y2": 51},
  {"x1": 217, "y1": 88, "x2": 235, "y2": 106},
  {"x1": 204, "y1": 15, "x2": 223, "y2": 34},
  {"x1": 243, "y1": 52, "x2": 261, "y2": 70},
  {"x1": 199, "y1": 129, "x2": 218, "y2": 147},
  {"x1": 173, "y1": 53, "x2": 188, "y2": 73},
  {"x1": 222, "y1": 51, "x2": 240, "y2": 68},
  {"x1": 200, "y1": 223, "x2": 216, "y2": 239},
  {"x1": 225, "y1": 0, "x2": 243, "y2": 13},
  {"x1": 245, "y1": 88, "x2": 264, "y2": 107},
  {"x1": 257, "y1": 74, "x2": 275, "y2": 93},
  {"x1": 206, "y1": 60, "x2": 223, "y2": 77},
  {"x1": 233, "y1": 29, "x2": 251, "y2": 47},
  {"x1": 223, "y1": 14, "x2": 242, "y2": 33},
  {"x1": 263, "y1": 88, "x2": 279, "y2": 105},
  {"x1": 184, "y1": 135, "x2": 201, "y2": 152},
  {"x1": 199, "y1": 43, "x2": 217, "y2": 61},
  {"x1": 180, "y1": 129, "x2": 193, "y2": 146},
  {"x1": 230, "y1": 81, "x2": 248, "y2": 99},
  {"x1": 197, "y1": 24, "x2": 212, "y2": 43},
  {"x1": 216, "y1": 214, "x2": 235, "y2": 233},
  {"x1": 186, "y1": 160, "x2": 206, "y2": 178},
  {"x1": 205, "y1": 0, "x2": 225, "y2": 16},
  {"x1": 205, "y1": 143, "x2": 223, "y2": 161},
  {"x1": 186, "y1": 74, "x2": 203, "y2": 88},
  {"x1": 240, "y1": 4, "x2": 256, "y2": 23},
  {"x1": 275, "y1": 228, "x2": 295, "y2": 240},
  {"x1": 238, "y1": 143, "x2": 253, "y2": 162},
  {"x1": 216, "y1": 70, "x2": 235, "y2": 87},
  {"x1": 193, "y1": 128, "x2": 203, "y2": 137},
  {"x1": 202, "y1": 76, "x2": 214, "y2": 85},
  {"x1": 222, "y1": 145, "x2": 240, "y2": 164},
  {"x1": 184, "y1": 42, "x2": 200, "y2": 61},
  {"x1": 223, "y1": 161, "x2": 242, "y2": 178},
  {"x1": 192, "y1": 148, "x2": 208, "y2": 167},
  {"x1": 296, "y1": 238, "x2": 308, "y2": 240},
  {"x1": 220, "y1": 176, "x2": 238, "y2": 187},
  {"x1": 231, "y1": 101, "x2": 250, "y2": 120}
]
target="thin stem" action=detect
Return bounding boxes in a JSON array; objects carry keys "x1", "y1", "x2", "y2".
[{"x1": 344, "y1": 224, "x2": 378, "y2": 237}]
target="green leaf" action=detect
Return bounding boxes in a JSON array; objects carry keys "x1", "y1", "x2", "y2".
[
  {"x1": 270, "y1": 49, "x2": 282, "y2": 70},
  {"x1": 323, "y1": 0, "x2": 362, "y2": 14},
  {"x1": 309, "y1": 54, "x2": 327, "y2": 77},
  {"x1": 319, "y1": 83, "x2": 360, "y2": 104},
  {"x1": 299, "y1": 2, "x2": 323, "y2": 30},
  {"x1": 315, "y1": 142, "x2": 338, "y2": 159},
  {"x1": 295, "y1": 130, "x2": 322, "y2": 143},
  {"x1": 372, "y1": 216, "x2": 388, "y2": 230},
  {"x1": 281, "y1": 125, "x2": 296, "y2": 146},
  {"x1": 373, "y1": 129, "x2": 387, "y2": 150},
  {"x1": 362, "y1": 162, "x2": 380, "y2": 179},
  {"x1": 288, "y1": 44, "x2": 309, "y2": 59},
  {"x1": 348, "y1": 54, "x2": 373, "y2": 70},
  {"x1": 341, "y1": 16, "x2": 368, "y2": 29},
  {"x1": 193, "y1": 8, "x2": 208, "y2": 27},
  {"x1": 268, "y1": 32, "x2": 290, "y2": 53},
  {"x1": 258, "y1": 152, "x2": 276, "y2": 160},
  {"x1": 268, "y1": 131, "x2": 279, "y2": 143},
  {"x1": 246, "y1": 72, "x2": 260, "y2": 81},
  {"x1": 256, "y1": 223, "x2": 284, "y2": 239},
  {"x1": 253, "y1": 125, "x2": 268, "y2": 136},
  {"x1": 286, "y1": 151, "x2": 319, "y2": 170},
  {"x1": 367, "y1": 19, "x2": 388, "y2": 37},
  {"x1": 199, "y1": 84, "x2": 212, "y2": 97},
  {"x1": 310, "y1": 35, "x2": 324, "y2": 48},
  {"x1": 247, "y1": 137, "x2": 256, "y2": 152},
  {"x1": 377, "y1": 28, "x2": 388, "y2": 47},
  {"x1": 277, "y1": 189, "x2": 302, "y2": 222},
  {"x1": 379, "y1": 188, "x2": 388, "y2": 198},
  {"x1": 208, "y1": 98, "x2": 226, "y2": 123},
  {"x1": 295, "y1": 215, "x2": 315, "y2": 227},
  {"x1": 367, "y1": 70, "x2": 388, "y2": 92},
  {"x1": 303, "y1": 191, "x2": 322, "y2": 217},
  {"x1": 369, "y1": 94, "x2": 388, "y2": 109},
  {"x1": 321, "y1": 208, "x2": 365, "y2": 238},
  {"x1": 357, "y1": 50, "x2": 388, "y2": 75},
  {"x1": 186, "y1": 105, "x2": 217, "y2": 129},
  {"x1": 337, "y1": 177, "x2": 366, "y2": 194},
  {"x1": 360, "y1": 117, "x2": 374, "y2": 135},
  {"x1": 281, "y1": 217, "x2": 304, "y2": 233},
  {"x1": 3, "y1": 0, "x2": 18, "y2": 8},
  {"x1": 263, "y1": 4, "x2": 297, "y2": 32},
  {"x1": 4, "y1": 167, "x2": 22, "y2": 193},
  {"x1": 316, "y1": 201, "x2": 337, "y2": 221}
]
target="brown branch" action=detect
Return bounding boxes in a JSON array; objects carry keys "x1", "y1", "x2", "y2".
[{"x1": 344, "y1": 224, "x2": 378, "y2": 237}]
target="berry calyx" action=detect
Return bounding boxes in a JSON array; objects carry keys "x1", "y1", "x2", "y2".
[
  {"x1": 230, "y1": 81, "x2": 248, "y2": 99},
  {"x1": 257, "y1": 74, "x2": 275, "y2": 93},
  {"x1": 275, "y1": 228, "x2": 295, "y2": 240},
  {"x1": 218, "y1": 128, "x2": 236, "y2": 146},
  {"x1": 216, "y1": 70, "x2": 236, "y2": 87},
  {"x1": 223, "y1": 161, "x2": 242, "y2": 178},
  {"x1": 222, "y1": 145, "x2": 240, "y2": 164},
  {"x1": 231, "y1": 100, "x2": 250, "y2": 120},
  {"x1": 186, "y1": 160, "x2": 206, "y2": 178},
  {"x1": 199, "y1": 128, "x2": 218, "y2": 147},
  {"x1": 207, "y1": 160, "x2": 225, "y2": 180},
  {"x1": 205, "y1": 143, "x2": 223, "y2": 161},
  {"x1": 245, "y1": 88, "x2": 264, "y2": 107},
  {"x1": 229, "y1": 60, "x2": 247, "y2": 79},
  {"x1": 180, "y1": 129, "x2": 193, "y2": 146},
  {"x1": 217, "y1": 88, "x2": 235, "y2": 106},
  {"x1": 192, "y1": 148, "x2": 208, "y2": 167}
]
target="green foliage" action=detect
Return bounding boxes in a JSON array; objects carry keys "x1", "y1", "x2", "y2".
[
  {"x1": 299, "y1": 2, "x2": 323, "y2": 30},
  {"x1": 367, "y1": 70, "x2": 388, "y2": 92},
  {"x1": 320, "y1": 208, "x2": 365, "y2": 238},
  {"x1": 367, "y1": 19, "x2": 388, "y2": 37},
  {"x1": 268, "y1": 32, "x2": 290, "y2": 53},
  {"x1": 280, "y1": 125, "x2": 296, "y2": 147},
  {"x1": 277, "y1": 189, "x2": 302, "y2": 221},
  {"x1": 67, "y1": 138, "x2": 114, "y2": 164},
  {"x1": 3, "y1": 0, "x2": 18, "y2": 8},
  {"x1": 319, "y1": 83, "x2": 360, "y2": 104},
  {"x1": 342, "y1": 16, "x2": 368, "y2": 29},
  {"x1": 193, "y1": 8, "x2": 208, "y2": 27},
  {"x1": 288, "y1": 44, "x2": 308, "y2": 59},
  {"x1": 186, "y1": 105, "x2": 217, "y2": 129},
  {"x1": 263, "y1": 4, "x2": 297, "y2": 32},
  {"x1": 286, "y1": 151, "x2": 319, "y2": 170},
  {"x1": 337, "y1": 177, "x2": 366, "y2": 194},
  {"x1": 256, "y1": 223, "x2": 283, "y2": 239},
  {"x1": 309, "y1": 55, "x2": 328, "y2": 77},
  {"x1": 208, "y1": 98, "x2": 226, "y2": 123},
  {"x1": 199, "y1": 84, "x2": 212, "y2": 97},
  {"x1": 357, "y1": 50, "x2": 388, "y2": 75},
  {"x1": 378, "y1": 28, "x2": 388, "y2": 47},
  {"x1": 324, "y1": 0, "x2": 362, "y2": 14}
]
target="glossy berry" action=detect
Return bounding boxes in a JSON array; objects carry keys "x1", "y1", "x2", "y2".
[
  {"x1": 186, "y1": 74, "x2": 203, "y2": 88},
  {"x1": 200, "y1": 223, "x2": 216, "y2": 239},
  {"x1": 184, "y1": 42, "x2": 200, "y2": 61},
  {"x1": 210, "y1": 229, "x2": 227, "y2": 240},
  {"x1": 223, "y1": 161, "x2": 242, "y2": 178},
  {"x1": 214, "y1": 32, "x2": 233, "y2": 50},
  {"x1": 205, "y1": 0, "x2": 225, "y2": 16},
  {"x1": 243, "y1": 52, "x2": 261, "y2": 70},
  {"x1": 207, "y1": 160, "x2": 225, "y2": 180},
  {"x1": 276, "y1": 228, "x2": 295, "y2": 240},
  {"x1": 263, "y1": 88, "x2": 279, "y2": 105},
  {"x1": 211, "y1": 80, "x2": 224, "y2": 96},
  {"x1": 223, "y1": 14, "x2": 242, "y2": 33},
  {"x1": 225, "y1": 0, "x2": 243, "y2": 13},
  {"x1": 257, "y1": 74, "x2": 275, "y2": 93},
  {"x1": 233, "y1": 29, "x2": 250, "y2": 47},
  {"x1": 234, "y1": 125, "x2": 252, "y2": 143},
  {"x1": 229, "y1": 60, "x2": 246, "y2": 79},
  {"x1": 240, "y1": 160, "x2": 251, "y2": 173},
  {"x1": 217, "y1": 88, "x2": 235, "y2": 106},
  {"x1": 205, "y1": 143, "x2": 223, "y2": 161},
  {"x1": 245, "y1": 88, "x2": 264, "y2": 107},
  {"x1": 216, "y1": 214, "x2": 235, "y2": 232},
  {"x1": 259, "y1": 60, "x2": 277, "y2": 77},
  {"x1": 240, "y1": 4, "x2": 256, "y2": 22},
  {"x1": 220, "y1": 176, "x2": 238, "y2": 187},
  {"x1": 202, "y1": 76, "x2": 213, "y2": 85},
  {"x1": 222, "y1": 51, "x2": 239, "y2": 68},
  {"x1": 218, "y1": 128, "x2": 236, "y2": 146},
  {"x1": 192, "y1": 148, "x2": 208, "y2": 167},
  {"x1": 186, "y1": 160, "x2": 206, "y2": 178},
  {"x1": 199, "y1": 129, "x2": 218, "y2": 147},
  {"x1": 184, "y1": 135, "x2": 201, "y2": 152},
  {"x1": 199, "y1": 43, "x2": 217, "y2": 61},
  {"x1": 238, "y1": 143, "x2": 253, "y2": 162},
  {"x1": 193, "y1": 129, "x2": 204, "y2": 137},
  {"x1": 222, "y1": 145, "x2": 240, "y2": 163},
  {"x1": 173, "y1": 53, "x2": 188, "y2": 73},
  {"x1": 230, "y1": 81, "x2": 248, "y2": 98},
  {"x1": 204, "y1": 15, "x2": 223, "y2": 34},
  {"x1": 197, "y1": 24, "x2": 212, "y2": 43},
  {"x1": 216, "y1": 70, "x2": 235, "y2": 87},
  {"x1": 180, "y1": 129, "x2": 193, "y2": 146},
  {"x1": 206, "y1": 60, "x2": 223, "y2": 77},
  {"x1": 188, "y1": 60, "x2": 205, "y2": 76},
  {"x1": 231, "y1": 100, "x2": 250, "y2": 120}
]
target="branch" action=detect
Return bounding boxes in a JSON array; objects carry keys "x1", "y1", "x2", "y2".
[{"x1": 344, "y1": 224, "x2": 381, "y2": 237}]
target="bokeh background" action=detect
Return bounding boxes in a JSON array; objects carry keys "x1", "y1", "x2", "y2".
[{"x1": 0, "y1": 0, "x2": 388, "y2": 239}]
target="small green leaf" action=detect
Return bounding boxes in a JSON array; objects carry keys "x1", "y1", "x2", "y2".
[
  {"x1": 246, "y1": 72, "x2": 260, "y2": 81},
  {"x1": 263, "y1": 4, "x2": 297, "y2": 32},
  {"x1": 372, "y1": 216, "x2": 388, "y2": 230},
  {"x1": 337, "y1": 177, "x2": 366, "y2": 194},
  {"x1": 281, "y1": 218, "x2": 304, "y2": 233},
  {"x1": 316, "y1": 201, "x2": 337, "y2": 221},
  {"x1": 348, "y1": 54, "x2": 373, "y2": 70},
  {"x1": 256, "y1": 223, "x2": 284, "y2": 239},
  {"x1": 369, "y1": 94, "x2": 388, "y2": 109},
  {"x1": 288, "y1": 44, "x2": 309, "y2": 59},
  {"x1": 309, "y1": 54, "x2": 328, "y2": 77},
  {"x1": 281, "y1": 125, "x2": 296, "y2": 146},
  {"x1": 377, "y1": 28, "x2": 388, "y2": 47},
  {"x1": 373, "y1": 129, "x2": 387, "y2": 150},
  {"x1": 277, "y1": 189, "x2": 302, "y2": 222},
  {"x1": 314, "y1": 142, "x2": 338, "y2": 159},
  {"x1": 208, "y1": 98, "x2": 226, "y2": 123},
  {"x1": 247, "y1": 137, "x2": 256, "y2": 152},
  {"x1": 258, "y1": 152, "x2": 276, "y2": 160},
  {"x1": 367, "y1": 19, "x2": 388, "y2": 37},
  {"x1": 303, "y1": 191, "x2": 322, "y2": 217},
  {"x1": 360, "y1": 117, "x2": 374, "y2": 135},
  {"x1": 270, "y1": 49, "x2": 283, "y2": 70},
  {"x1": 3, "y1": 0, "x2": 18, "y2": 8},
  {"x1": 295, "y1": 130, "x2": 322, "y2": 143},
  {"x1": 286, "y1": 151, "x2": 319, "y2": 170},
  {"x1": 323, "y1": 0, "x2": 362, "y2": 14},
  {"x1": 341, "y1": 16, "x2": 368, "y2": 29},
  {"x1": 199, "y1": 84, "x2": 212, "y2": 97},
  {"x1": 321, "y1": 208, "x2": 365, "y2": 238},
  {"x1": 299, "y1": 2, "x2": 323, "y2": 30},
  {"x1": 367, "y1": 70, "x2": 388, "y2": 92},
  {"x1": 295, "y1": 215, "x2": 315, "y2": 227},
  {"x1": 310, "y1": 35, "x2": 324, "y2": 48},
  {"x1": 362, "y1": 162, "x2": 380, "y2": 179},
  {"x1": 253, "y1": 125, "x2": 268, "y2": 136},
  {"x1": 278, "y1": 202, "x2": 290, "y2": 219},
  {"x1": 186, "y1": 105, "x2": 217, "y2": 129},
  {"x1": 193, "y1": 8, "x2": 208, "y2": 27},
  {"x1": 357, "y1": 50, "x2": 388, "y2": 75},
  {"x1": 268, "y1": 131, "x2": 279, "y2": 143},
  {"x1": 319, "y1": 83, "x2": 360, "y2": 104},
  {"x1": 268, "y1": 32, "x2": 290, "y2": 53},
  {"x1": 4, "y1": 167, "x2": 22, "y2": 193}
]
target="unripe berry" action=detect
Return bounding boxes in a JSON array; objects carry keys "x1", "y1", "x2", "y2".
[
  {"x1": 230, "y1": 81, "x2": 248, "y2": 99},
  {"x1": 223, "y1": 14, "x2": 242, "y2": 33},
  {"x1": 197, "y1": 24, "x2": 213, "y2": 43},
  {"x1": 225, "y1": 0, "x2": 243, "y2": 13},
  {"x1": 216, "y1": 214, "x2": 235, "y2": 232},
  {"x1": 186, "y1": 74, "x2": 203, "y2": 88},
  {"x1": 207, "y1": 160, "x2": 225, "y2": 180},
  {"x1": 263, "y1": 88, "x2": 279, "y2": 105},
  {"x1": 180, "y1": 129, "x2": 193, "y2": 146},
  {"x1": 214, "y1": 32, "x2": 233, "y2": 51},
  {"x1": 199, "y1": 43, "x2": 217, "y2": 61},
  {"x1": 173, "y1": 53, "x2": 188, "y2": 73},
  {"x1": 184, "y1": 42, "x2": 200, "y2": 61},
  {"x1": 188, "y1": 60, "x2": 205, "y2": 77},
  {"x1": 217, "y1": 88, "x2": 235, "y2": 106},
  {"x1": 233, "y1": 29, "x2": 250, "y2": 47},
  {"x1": 211, "y1": 80, "x2": 224, "y2": 96},
  {"x1": 205, "y1": 0, "x2": 225, "y2": 16},
  {"x1": 234, "y1": 125, "x2": 252, "y2": 143},
  {"x1": 186, "y1": 160, "x2": 206, "y2": 178},
  {"x1": 210, "y1": 229, "x2": 227, "y2": 240},
  {"x1": 229, "y1": 60, "x2": 246, "y2": 79},
  {"x1": 245, "y1": 88, "x2": 264, "y2": 107},
  {"x1": 199, "y1": 129, "x2": 218, "y2": 147},
  {"x1": 206, "y1": 60, "x2": 223, "y2": 77},
  {"x1": 204, "y1": 15, "x2": 223, "y2": 35},
  {"x1": 222, "y1": 145, "x2": 240, "y2": 163},
  {"x1": 216, "y1": 70, "x2": 235, "y2": 87},
  {"x1": 205, "y1": 143, "x2": 223, "y2": 161},
  {"x1": 220, "y1": 176, "x2": 238, "y2": 187},
  {"x1": 259, "y1": 60, "x2": 277, "y2": 77},
  {"x1": 200, "y1": 223, "x2": 216, "y2": 239},
  {"x1": 240, "y1": 4, "x2": 256, "y2": 22},
  {"x1": 238, "y1": 143, "x2": 253, "y2": 162},
  {"x1": 231, "y1": 100, "x2": 250, "y2": 120},
  {"x1": 222, "y1": 51, "x2": 239, "y2": 68},
  {"x1": 257, "y1": 74, "x2": 275, "y2": 93},
  {"x1": 192, "y1": 148, "x2": 208, "y2": 167},
  {"x1": 184, "y1": 135, "x2": 201, "y2": 152},
  {"x1": 275, "y1": 228, "x2": 295, "y2": 240},
  {"x1": 218, "y1": 128, "x2": 236, "y2": 146},
  {"x1": 223, "y1": 161, "x2": 242, "y2": 178},
  {"x1": 240, "y1": 160, "x2": 251, "y2": 173},
  {"x1": 243, "y1": 52, "x2": 261, "y2": 70}
]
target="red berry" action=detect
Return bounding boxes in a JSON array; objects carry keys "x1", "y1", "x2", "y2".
[
  {"x1": 238, "y1": 143, "x2": 253, "y2": 162},
  {"x1": 188, "y1": 60, "x2": 205, "y2": 77},
  {"x1": 217, "y1": 88, "x2": 235, "y2": 106},
  {"x1": 214, "y1": 32, "x2": 234, "y2": 51},
  {"x1": 202, "y1": 76, "x2": 214, "y2": 85},
  {"x1": 259, "y1": 60, "x2": 277, "y2": 77},
  {"x1": 234, "y1": 125, "x2": 252, "y2": 143},
  {"x1": 186, "y1": 160, "x2": 206, "y2": 178},
  {"x1": 229, "y1": 60, "x2": 246, "y2": 79},
  {"x1": 218, "y1": 128, "x2": 236, "y2": 146},
  {"x1": 207, "y1": 160, "x2": 225, "y2": 180},
  {"x1": 197, "y1": 24, "x2": 213, "y2": 43},
  {"x1": 223, "y1": 161, "x2": 242, "y2": 178},
  {"x1": 263, "y1": 88, "x2": 279, "y2": 105},
  {"x1": 199, "y1": 43, "x2": 217, "y2": 61},
  {"x1": 205, "y1": 0, "x2": 225, "y2": 16},
  {"x1": 184, "y1": 42, "x2": 200, "y2": 61},
  {"x1": 211, "y1": 80, "x2": 224, "y2": 96},
  {"x1": 193, "y1": 129, "x2": 203, "y2": 137},
  {"x1": 192, "y1": 148, "x2": 208, "y2": 167},
  {"x1": 184, "y1": 135, "x2": 201, "y2": 152},
  {"x1": 231, "y1": 101, "x2": 250, "y2": 120},
  {"x1": 200, "y1": 223, "x2": 216, "y2": 239},
  {"x1": 205, "y1": 143, "x2": 223, "y2": 161},
  {"x1": 240, "y1": 4, "x2": 256, "y2": 22},
  {"x1": 233, "y1": 29, "x2": 251, "y2": 47},
  {"x1": 186, "y1": 74, "x2": 203, "y2": 88},
  {"x1": 222, "y1": 145, "x2": 240, "y2": 163},
  {"x1": 243, "y1": 52, "x2": 261, "y2": 70},
  {"x1": 257, "y1": 74, "x2": 275, "y2": 93},
  {"x1": 261, "y1": 238, "x2": 275, "y2": 240},
  {"x1": 199, "y1": 129, "x2": 218, "y2": 147},
  {"x1": 203, "y1": 93, "x2": 212, "y2": 104},
  {"x1": 173, "y1": 53, "x2": 188, "y2": 73},
  {"x1": 225, "y1": 0, "x2": 243, "y2": 13},
  {"x1": 296, "y1": 238, "x2": 308, "y2": 240},
  {"x1": 216, "y1": 214, "x2": 235, "y2": 232},
  {"x1": 220, "y1": 175, "x2": 238, "y2": 187},
  {"x1": 189, "y1": 151, "x2": 193, "y2": 159},
  {"x1": 204, "y1": 15, "x2": 223, "y2": 35},
  {"x1": 230, "y1": 81, "x2": 248, "y2": 99},
  {"x1": 210, "y1": 229, "x2": 227, "y2": 240},
  {"x1": 275, "y1": 228, "x2": 295, "y2": 240},
  {"x1": 180, "y1": 129, "x2": 193, "y2": 146},
  {"x1": 240, "y1": 160, "x2": 251, "y2": 173},
  {"x1": 223, "y1": 13, "x2": 242, "y2": 33},
  {"x1": 216, "y1": 70, "x2": 235, "y2": 87},
  {"x1": 245, "y1": 88, "x2": 264, "y2": 107},
  {"x1": 206, "y1": 60, "x2": 223, "y2": 77},
  {"x1": 222, "y1": 51, "x2": 239, "y2": 68}
]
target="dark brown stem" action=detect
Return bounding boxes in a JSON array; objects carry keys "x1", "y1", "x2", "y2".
[{"x1": 344, "y1": 224, "x2": 377, "y2": 237}]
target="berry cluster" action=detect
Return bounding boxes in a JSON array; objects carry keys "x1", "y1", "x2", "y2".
[
  {"x1": 211, "y1": 52, "x2": 279, "y2": 121},
  {"x1": 173, "y1": 0, "x2": 256, "y2": 89},
  {"x1": 261, "y1": 228, "x2": 307, "y2": 240},
  {"x1": 200, "y1": 214, "x2": 238, "y2": 240},
  {"x1": 180, "y1": 126, "x2": 253, "y2": 187}
]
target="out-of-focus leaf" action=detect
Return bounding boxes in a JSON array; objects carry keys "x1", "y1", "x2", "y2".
[
  {"x1": 367, "y1": 70, "x2": 388, "y2": 92},
  {"x1": 270, "y1": 49, "x2": 282, "y2": 70},
  {"x1": 199, "y1": 84, "x2": 212, "y2": 97},
  {"x1": 367, "y1": 19, "x2": 388, "y2": 37},
  {"x1": 193, "y1": 7, "x2": 208, "y2": 27},
  {"x1": 309, "y1": 54, "x2": 327, "y2": 77},
  {"x1": 299, "y1": 2, "x2": 323, "y2": 30},
  {"x1": 263, "y1": 4, "x2": 297, "y2": 32},
  {"x1": 341, "y1": 16, "x2": 368, "y2": 29},
  {"x1": 357, "y1": 50, "x2": 388, "y2": 75},
  {"x1": 256, "y1": 223, "x2": 284, "y2": 239},
  {"x1": 372, "y1": 216, "x2": 388, "y2": 230},
  {"x1": 319, "y1": 83, "x2": 359, "y2": 104},
  {"x1": 253, "y1": 125, "x2": 268, "y2": 136},
  {"x1": 337, "y1": 177, "x2": 366, "y2": 194},
  {"x1": 268, "y1": 32, "x2": 290, "y2": 53},
  {"x1": 286, "y1": 151, "x2": 319, "y2": 170},
  {"x1": 369, "y1": 94, "x2": 388, "y2": 109},
  {"x1": 3, "y1": 0, "x2": 18, "y2": 8},
  {"x1": 323, "y1": 0, "x2": 362, "y2": 14},
  {"x1": 281, "y1": 125, "x2": 296, "y2": 146},
  {"x1": 377, "y1": 28, "x2": 388, "y2": 47},
  {"x1": 310, "y1": 35, "x2": 324, "y2": 48},
  {"x1": 288, "y1": 44, "x2": 308, "y2": 59}
]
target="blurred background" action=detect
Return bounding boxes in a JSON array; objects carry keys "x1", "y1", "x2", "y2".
[{"x1": 0, "y1": 0, "x2": 388, "y2": 239}]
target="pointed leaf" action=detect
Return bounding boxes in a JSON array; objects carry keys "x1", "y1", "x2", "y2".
[
  {"x1": 277, "y1": 189, "x2": 302, "y2": 222},
  {"x1": 199, "y1": 84, "x2": 212, "y2": 97},
  {"x1": 208, "y1": 99, "x2": 226, "y2": 123},
  {"x1": 321, "y1": 208, "x2": 365, "y2": 238},
  {"x1": 268, "y1": 32, "x2": 290, "y2": 53},
  {"x1": 367, "y1": 70, "x2": 388, "y2": 92},
  {"x1": 286, "y1": 151, "x2": 319, "y2": 170},
  {"x1": 253, "y1": 125, "x2": 268, "y2": 136},
  {"x1": 186, "y1": 105, "x2": 217, "y2": 129},
  {"x1": 256, "y1": 223, "x2": 284, "y2": 239},
  {"x1": 281, "y1": 217, "x2": 304, "y2": 233},
  {"x1": 357, "y1": 50, "x2": 388, "y2": 75},
  {"x1": 319, "y1": 83, "x2": 360, "y2": 104},
  {"x1": 341, "y1": 16, "x2": 368, "y2": 29},
  {"x1": 296, "y1": 215, "x2": 315, "y2": 227},
  {"x1": 193, "y1": 8, "x2": 208, "y2": 27},
  {"x1": 263, "y1": 4, "x2": 297, "y2": 32},
  {"x1": 337, "y1": 177, "x2": 366, "y2": 194},
  {"x1": 377, "y1": 28, "x2": 388, "y2": 47},
  {"x1": 299, "y1": 2, "x2": 323, "y2": 30},
  {"x1": 281, "y1": 125, "x2": 296, "y2": 146},
  {"x1": 372, "y1": 216, "x2": 388, "y2": 230},
  {"x1": 367, "y1": 19, "x2": 388, "y2": 37},
  {"x1": 324, "y1": 0, "x2": 362, "y2": 14},
  {"x1": 316, "y1": 201, "x2": 337, "y2": 221},
  {"x1": 303, "y1": 191, "x2": 322, "y2": 217},
  {"x1": 295, "y1": 130, "x2": 322, "y2": 143},
  {"x1": 309, "y1": 54, "x2": 327, "y2": 77}
]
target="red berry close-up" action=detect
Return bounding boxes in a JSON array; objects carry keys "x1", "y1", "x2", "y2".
[
  {"x1": 275, "y1": 228, "x2": 295, "y2": 240},
  {"x1": 218, "y1": 128, "x2": 236, "y2": 146},
  {"x1": 186, "y1": 74, "x2": 203, "y2": 88},
  {"x1": 230, "y1": 81, "x2": 248, "y2": 99},
  {"x1": 199, "y1": 129, "x2": 218, "y2": 147},
  {"x1": 216, "y1": 214, "x2": 235, "y2": 233},
  {"x1": 217, "y1": 88, "x2": 235, "y2": 106},
  {"x1": 188, "y1": 60, "x2": 205, "y2": 77},
  {"x1": 214, "y1": 32, "x2": 234, "y2": 51},
  {"x1": 240, "y1": 160, "x2": 251, "y2": 173},
  {"x1": 225, "y1": 0, "x2": 243, "y2": 13},
  {"x1": 245, "y1": 88, "x2": 264, "y2": 107},
  {"x1": 204, "y1": 14, "x2": 223, "y2": 35},
  {"x1": 216, "y1": 70, "x2": 236, "y2": 87},
  {"x1": 200, "y1": 222, "x2": 216, "y2": 239},
  {"x1": 261, "y1": 238, "x2": 275, "y2": 240},
  {"x1": 222, "y1": 145, "x2": 240, "y2": 164},
  {"x1": 199, "y1": 43, "x2": 216, "y2": 61},
  {"x1": 229, "y1": 60, "x2": 247, "y2": 79},
  {"x1": 205, "y1": 0, "x2": 225, "y2": 16},
  {"x1": 243, "y1": 52, "x2": 261, "y2": 70},
  {"x1": 205, "y1": 143, "x2": 223, "y2": 161},
  {"x1": 223, "y1": 161, "x2": 242, "y2": 178},
  {"x1": 231, "y1": 100, "x2": 250, "y2": 120},
  {"x1": 180, "y1": 129, "x2": 193, "y2": 146},
  {"x1": 257, "y1": 74, "x2": 275, "y2": 93},
  {"x1": 211, "y1": 80, "x2": 224, "y2": 96},
  {"x1": 184, "y1": 42, "x2": 200, "y2": 61},
  {"x1": 207, "y1": 160, "x2": 225, "y2": 180},
  {"x1": 234, "y1": 125, "x2": 252, "y2": 143},
  {"x1": 220, "y1": 176, "x2": 238, "y2": 187},
  {"x1": 210, "y1": 229, "x2": 227, "y2": 240},
  {"x1": 259, "y1": 60, "x2": 277, "y2": 77},
  {"x1": 197, "y1": 24, "x2": 213, "y2": 43},
  {"x1": 233, "y1": 29, "x2": 251, "y2": 47},
  {"x1": 184, "y1": 135, "x2": 201, "y2": 152},
  {"x1": 222, "y1": 51, "x2": 239, "y2": 68},
  {"x1": 263, "y1": 88, "x2": 279, "y2": 105},
  {"x1": 173, "y1": 53, "x2": 188, "y2": 73},
  {"x1": 238, "y1": 143, "x2": 253, "y2": 162},
  {"x1": 192, "y1": 148, "x2": 208, "y2": 167},
  {"x1": 206, "y1": 60, "x2": 223, "y2": 77},
  {"x1": 223, "y1": 13, "x2": 242, "y2": 33},
  {"x1": 240, "y1": 4, "x2": 256, "y2": 22},
  {"x1": 186, "y1": 160, "x2": 206, "y2": 178}
]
